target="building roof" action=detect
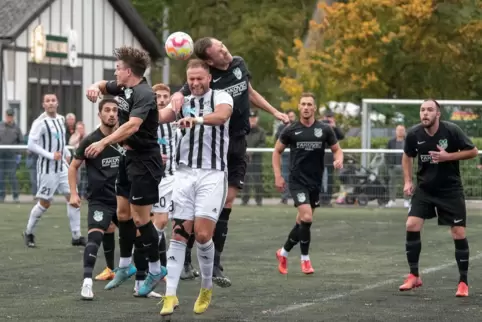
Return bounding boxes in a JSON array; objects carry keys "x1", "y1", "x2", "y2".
[{"x1": 0, "y1": 0, "x2": 164, "y2": 60}]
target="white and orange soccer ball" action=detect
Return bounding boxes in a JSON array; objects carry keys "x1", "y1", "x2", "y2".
[{"x1": 164, "y1": 32, "x2": 194, "y2": 60}]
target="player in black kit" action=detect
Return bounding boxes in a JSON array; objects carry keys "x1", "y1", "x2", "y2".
[
  {"x1": 170, "y1": 37, "x2": 289, "y2": 286},
  {"x1": 85, "y1": 46, "x2": 166, "y2": 297},
  {"x1": 400, "y1": 99, "x2": 478, "y2": 297},
  {"x1": 68, "y1": 98, "x2": 121, "y2": 300},
  {"x1": 273, "y1": 93, "x2": 343, "y2": 275}
]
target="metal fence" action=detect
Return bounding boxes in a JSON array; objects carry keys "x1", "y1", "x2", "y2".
[{"x1": 0, "y1": 146, "x2": 480, "y2": 206}]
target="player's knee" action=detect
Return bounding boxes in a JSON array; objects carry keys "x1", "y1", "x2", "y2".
[
  {"x1": 298, "y1": 207, "x2": 313, "y2": 223},
  {"x1": 194, "y1": 229, "x2": 212, "y2": 244},
  {"x1": 171, "y1": 218, "x2": 192, "y2": 242},
  {"x1": 106, "y1": 222, "x2": 116, "y2": 233},
  {"x1": 39, "y1": 199, "x2": 51, "y2": 209},
  {"x1": 87, "y1": 229, "x2": 104, "y2": 247},
  {"x1": 450, "y1": 226, "x2": 466, "y2": 239},
  {"x1": 153, "y1": 213, "x2": 168, "y2": 230},
  {"x1": 406, "y1": 217, "x2": 423, "y2": 231},
  {"x1": 224, "y1": 186, "x2": 238, "y2": 208},
  {"x1": 116, "y1": 197, "x2": 130, "y2": 221}
]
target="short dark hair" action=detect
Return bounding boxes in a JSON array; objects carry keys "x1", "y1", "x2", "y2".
[
  {"x1": 187, "y1": 58, "x2": 210, "y2": 71},
  {"x1": 113, "y1": 46, "x2": 150, "y2": 77},
  {"x1": 194, "y1": 37, "x2": 214, "y2": 60},
  {"x1": 98, "y1": 98, "x2": 118, "y2": 113},
  {"x1": 300, "y1": 92, "x2": 316, "y2": 102},
  {"x1": 424, "y1": 98, "x2": 441, "y2": 109},
  {"x1": 42, "y1": 93, "x2": 57, "y2": 102}
]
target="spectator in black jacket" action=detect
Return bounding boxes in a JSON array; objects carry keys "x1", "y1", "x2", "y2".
[{"x1": 320, "y1": 110, "x2": 344, "y2": 206}]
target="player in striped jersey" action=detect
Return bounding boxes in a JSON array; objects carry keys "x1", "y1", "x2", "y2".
[
  {"x1": 158, "y1": 59, "x2": 233, "y2": 316},
  {"x1": 23, "y1": 93, "x2": 85, "y2": 248}
]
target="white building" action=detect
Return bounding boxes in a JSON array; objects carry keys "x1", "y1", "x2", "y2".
[{"x1": 0, "y1": 0, "x2": 164, "y2": 134}]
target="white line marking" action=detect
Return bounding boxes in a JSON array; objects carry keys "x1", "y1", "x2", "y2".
[{"x1": 262, "y1": 252, "x2": 482, "y2": 315}]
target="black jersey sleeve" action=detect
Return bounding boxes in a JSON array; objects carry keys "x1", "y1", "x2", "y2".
[
  {"x1": 130, "y1": 89, "x2": 156, "y2": 121},
  {"x1": 325, "y1": 126, "x2": 338, "y2": 147},
  {"x1": 105, "y1": 80, "x2": 123, "y2": 96},
  {"x1": 237, "y1": 56, "x2": 252, "y2": 81},
  {"x1": 279, "y1": 125, "x2": 292, "y2": 146},
  {"x1": 404, "y1": 130, "x2": 418, "y2": 157},
  {"x1": 451, "y1": 123, "x2": 475, "y2": 151},
  {"x1": 74, "y1": 135, "x2": 93, "y2": 160}
]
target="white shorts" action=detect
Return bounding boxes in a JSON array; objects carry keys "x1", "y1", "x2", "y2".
[
  {"x1": 171, "y1": 165, "x2": 227, "y2": 222},
  {"x1": 36, "y1": 170, "x2": 70, "y2": 200},
  {"x1": 152, "y1": 176, "x2": 175, "y2": 215}
]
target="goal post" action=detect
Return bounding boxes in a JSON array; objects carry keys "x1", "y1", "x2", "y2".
[{"x1": 361, "y1": 98, "x2": 482, "y2": 167}]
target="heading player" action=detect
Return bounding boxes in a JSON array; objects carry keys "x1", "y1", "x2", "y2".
[
  {"x1": 273, "y1": 93, "x2": 343, "y2": 275},
  {"x1": 23, "y1": 93, "x2": 85, "y2": 248},
  {"x1": 400, "y1": 99, "x2": 478, "y2": 297},
  {"x1": 158, "y1": 59, "x2": 233, "y2": 316},
  {"x1": 68, "y1": 98, "x2": 121, "y2": 300},
  {"x1": 170, "y1": 37, "x2": 288, "y2": 287},
  {"x1": 85, "y1": 46, "x2": 166, "y2": 296}
]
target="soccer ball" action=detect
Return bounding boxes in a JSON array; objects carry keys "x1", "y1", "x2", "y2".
[{"x1": 164, "y1": 32, "x2": 194, "y2": 60}]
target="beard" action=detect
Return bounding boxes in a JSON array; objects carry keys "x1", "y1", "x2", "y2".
[{"x1": 102, "y1": 121, "x2": 116, "y2": 128}]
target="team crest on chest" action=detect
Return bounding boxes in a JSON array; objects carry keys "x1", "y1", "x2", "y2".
[
  {"x1": 93, "y1": 210, "x2": 103, "y2": 222},
  {"x1": 233, "y1": 67, "x2": 242, "y2": 80},
  {"x1": 314, "y1": 128, "x2": 323, "y2": 138},
  {"x1": 438, "y1": 139, "x2": 448, "y2": 149},
  {"x1": 124, "y1": 88, "x2": 133, "y2": 99},
  {"x1": 297, "y1": 193, "x2": 306, "y2": 203}
]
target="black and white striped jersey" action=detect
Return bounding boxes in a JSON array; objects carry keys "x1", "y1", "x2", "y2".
[
  {"x1": 158, "y1": 123, "x2": 181, "y2": 177},
  {"x1": 28, "y1": 113, "x2": 69, "y2": 174},
  {"x1": 176, "y1": 89, "x2": 233, "y2": 171}
]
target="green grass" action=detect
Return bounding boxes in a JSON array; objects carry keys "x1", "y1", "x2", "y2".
[{"x1": 2, "y1": 203, "x2": 482, "y2": 321}]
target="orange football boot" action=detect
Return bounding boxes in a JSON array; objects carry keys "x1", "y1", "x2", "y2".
[
  {"x1": 301, "y1": 260, "x2": 314, "y2": 274},
  {"x1": 276, "y1": 249, "x2": 288, "y2": 274},
  {"x1": 456, "y1": 282, "x2": 469, "y2": 297},
  {"x1": 399, "y1": 273, "x2": 422, "y2": 291},
  {"x1": 95, "y1": 267, "x2": 115, "y2": 281}
]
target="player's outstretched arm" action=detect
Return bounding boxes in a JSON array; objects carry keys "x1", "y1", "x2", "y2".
[
  {"x1": 248, "y1": 83, "x2": 289, "y2": 123},
  {"x1": 101, "y1": 117, "x2": 143, "y2": 146},
  {"x1": 159, "y1": 103, "x2": 177, "y2": 124},
  {"x1": 86, "y1": 80, "x2": 123, "y2": 103}
]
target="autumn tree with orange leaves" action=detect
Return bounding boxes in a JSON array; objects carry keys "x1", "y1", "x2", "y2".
[{"x1": 277, "y1": 0, "x2": 482, "y2": 121}]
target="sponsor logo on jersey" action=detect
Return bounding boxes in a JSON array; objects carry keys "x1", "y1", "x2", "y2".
[{"x1": 102, "y1": 156, "x2": 120, "y2": 168}]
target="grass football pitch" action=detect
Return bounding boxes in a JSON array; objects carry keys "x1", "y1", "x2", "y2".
[{"x1": 1, "y1": 203, "x2": 482, "y2": 321}]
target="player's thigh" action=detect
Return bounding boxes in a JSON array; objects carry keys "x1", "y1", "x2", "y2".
[
  {"x1": 407, "y1": 189, "x2": 436, "y2": 221},
  {"x1": 116, "y1": 155, "x2": 130, "y2": 199},
  {"x1": 227, "y1": 137, "x2": 247, "y2": 190},
  {"x1": 195, "y1": 170, "x2": 228, "y2": 222},
  {"x1": 88, "y1": 202, "x2": 116, "y2": 231},
  {"x1": 171, "y1": 166, "x2": 196, "y2": 222},
  {"x1": 57, "y1": 171, "x2": 70, "y2": 196},
  {"x1": 290, "y1": 184, "x2": 312, "y2": 208},
  {"x1": 152, "y1": 177, "x2": 175, "y2": 214},
  {"x1": 433, "y1": 192, "x2": 467, "y2": 227},
  {"x1": 127, "y1": 153, "x2": 163, "y2": 206},
  {"x1": 36, "y1": 173, "x2": 58, "y2": 200}
]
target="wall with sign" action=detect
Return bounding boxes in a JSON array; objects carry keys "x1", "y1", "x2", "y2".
[{"x1": 3, "y1": 0, "x2": 148, "y2": 133}]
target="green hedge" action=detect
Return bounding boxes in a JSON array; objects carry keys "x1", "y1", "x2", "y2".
[{"x1": 8, "y1": 136, "x2": 482, "y2": 199}]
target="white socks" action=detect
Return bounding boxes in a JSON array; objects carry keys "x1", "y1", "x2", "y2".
[
  {"x1": 67, "y1": 203, "x2": 81, "y2": 239},
  {"x1": 196, "y1": 239, "x2": 215, "y2": 289},
  {"x1": 165, "y1": 240, "x2": 187, "y2": 296},
  {"x1": 26, "y1": 203, "x2": 47, "y2": 234}
]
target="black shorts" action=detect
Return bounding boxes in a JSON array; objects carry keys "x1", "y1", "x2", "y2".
[
  {"x1": 115, "y1": 150, "x2": 163, "y2": 206},
  {"x1": 88, "y1": 202, "x2": 117, "y2": 231},
  {"x1": 290, "y1": 183, "x2": 320, "y2": 209},
  {"x1": 227, "y1": 136, "x2": 248, "y2": 189},
  {"x1": 408, "y1": 188, "x2": 467, "y2": 227}
]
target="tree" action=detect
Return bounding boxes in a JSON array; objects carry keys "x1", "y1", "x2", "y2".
[
  {"x1": 277, "y1": 0, "x2": 482, "y2": 124},
  {"x1": 132, "y1": 0, "x2": 316, "y2": 108}
]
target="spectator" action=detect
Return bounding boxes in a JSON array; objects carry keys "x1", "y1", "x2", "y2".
[
  {"x1": 0, "y1": 109, "x2": 23, "y2": 202},
  {"x1": 241, "y1": 110, "x2": 266, "y2": 206},
  {"x1": 320, "y1": 110, "x2": 345, "y2": 206},
  {"x1": 65, "y1": 113, "x2": 76, "y2": 144},
  {"x1": 386, "y1": 125, "x2": 410, "y2": 208},
  {"x1": 275, "y1": 110, "x2": 297, "y2": 204}
]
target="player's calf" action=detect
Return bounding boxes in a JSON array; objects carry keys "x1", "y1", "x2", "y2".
[
  {"x1": 23, "y1": 199, "x2": 49, "y2": 247},
  {"x1": 452, "y1": 227, "x2": 469, "y2": 297},
  {"x1": 81, "y1": 229, "x2": 104, "y2": 300},
  {"x1": 298, "y1": 207, "x2": 314, "y2": 274}
]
